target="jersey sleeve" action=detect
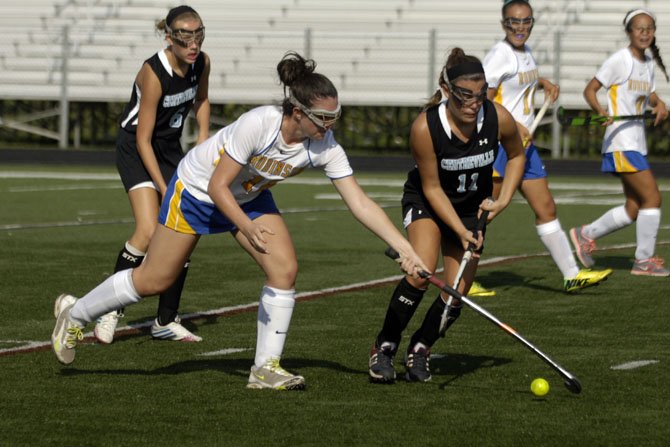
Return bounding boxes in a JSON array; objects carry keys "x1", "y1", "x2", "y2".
[
  {"x1": 483, "y1": 43, "x2": 516, "y2": 88},
  {"x1": 595, "y1": 50, "x2": 631, "y2": 87},
  {"x1": 223, "y1": 111, "x2": 266, "y2": 165},
  {"x1": 313, "y1": 132, "x2": 354, "y2": 179}
]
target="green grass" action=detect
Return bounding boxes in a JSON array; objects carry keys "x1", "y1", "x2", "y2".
[{"x1": 1, "y1": 165, "x2": 669, "y2": 446}]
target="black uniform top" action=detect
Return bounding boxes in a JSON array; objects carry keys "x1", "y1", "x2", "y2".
[
  {"x1": 118, "y1": 50, "x2": 206, "y2": 140},
  {"x1": 403, "y1": 99, "x2": 499, "y2": 217}
]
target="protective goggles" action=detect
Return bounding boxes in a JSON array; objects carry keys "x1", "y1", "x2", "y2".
[
  {"x1": 289, "y1": 96, "x2": 341, "y2": 129},
  {"x1": 168, "y1": 26, "x2": 205, "y2": 47},
  {"x1": 502, "y1": 16, "x2": 534, "y2": 30},
  {"x1": 448, "y1": 83, "x2": 488, "y2": 106}
]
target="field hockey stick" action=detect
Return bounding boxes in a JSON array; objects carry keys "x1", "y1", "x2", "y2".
[
  {"x1": 557, "y1": 106, "x2": 655, "y2": 126},
  {"x1": 385, "y1": 248, "x2": 582, "y2": 394},
  {"x1": 522, "y1": 98, "x2": 552, "y2": 147},
  {"x1": 438, "y1": 209, "x2": 490, "y2": 336}
]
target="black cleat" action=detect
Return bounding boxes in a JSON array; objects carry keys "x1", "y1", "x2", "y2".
[
  {"x1": 405, "y1": 345, "x2": 432, "y2": 382},
  {"x1": 369, "y1": 342, "x2": 397, "y2": 384}
]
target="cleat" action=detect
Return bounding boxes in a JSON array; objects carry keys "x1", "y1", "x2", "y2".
[
  {"x1": 94, "y1": 311, "x2": 122, "y2": 344},
  {"x1": 51, "y1": 294, "x2": 84, "y2": 365},
  {"x1": 405, "y1": 345, "x2": 432, "y2": 382},
  {"x1": 54, "y1": 293, "x2": 76, "y2": 318},
  {"x1": 631, "y1": 257, "x2": 670, "y2": 277},
  {"x1": 150, "y1": 316, "x2": 202, "y2": 342},
  {"x1": 564, "y1": 268, "x2": 613, "y2": 293},
  {"x1": 368, "y1": 341, "x2": 397, "y2": 383},
  {"x1": 570, "y1": 226, "x2": 596, "y2": 268},
  {"x1": 246, "y1": 357, "x2": 305, "y2": 390},
  {"x1": 468, "y1": 281, "x2": 496, "y2": 297}
]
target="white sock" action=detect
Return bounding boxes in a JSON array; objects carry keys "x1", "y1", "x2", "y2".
[
  {"x1": 254, "y1": 286, "x2": 295, "y2": 367},
  {"x1": 583, "y1": 205, "x2": 633, "y2": 240},
  {"x1": 537, "y1": 219, "x2": 579, "y2": 278},
  {"x1": 69, "y1": 269, "x2": 142, "y2": 326},
  {"x1": 635, "y1": 208, "x2": 661, "y2": 260}
]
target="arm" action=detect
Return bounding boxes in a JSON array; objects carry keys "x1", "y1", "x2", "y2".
[
  {"x1": 488, "y1": 103, "x2": 525, "y2": 218},
  {"x1": 193, "y1": 53, "x2": 211, "y2": 144},
  {"x1": 538, "y1": 77, "x2": 560, "y2": 103},
  {"x1": 207, "y1": 153, "x2": 275, "y2": 254},
  {"x1": 411, "y1": 112, "x2": 474, "y2": 249},
  {"x1": 583, "y1": 77, "x2": 611, "y2": 126},
  {"x1": 135, "y1": 63, "x2": 168, "y2": 195},
  {"x1": 331, "y1": 175, "x2": 428, "y2": 276},
  {"x1": 648, "y1": 92, "x2": 668, "y2": 126}
]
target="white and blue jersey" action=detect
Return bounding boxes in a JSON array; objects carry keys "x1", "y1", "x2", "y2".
[{"x1": 159, "y1": 105, "x2": 353, "y2": 234}]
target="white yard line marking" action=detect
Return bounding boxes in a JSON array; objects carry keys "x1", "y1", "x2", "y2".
[
  {"x1": 610, "y1": 360, "x2": 660, "y2": 370},
  {"x1": 199, "y1": 348, "x2": 252, "y2": 356}
]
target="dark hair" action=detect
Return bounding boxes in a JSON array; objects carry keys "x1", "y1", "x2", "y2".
[
  {"x1": 502, "y1": 0, "x2": 532, "y2": 17},
  {"x1": 425, "y1": 48, "x2": 485, "y2": 108},
  {"x1": 155, "y1": 5, "x2": 202, "y2": 33},
  {"x1": 623, "y1": 10, "x2": 669, "y2": 82},
  {"x1": 277, "y1": 51, "x2": 338, "y2": 115}
]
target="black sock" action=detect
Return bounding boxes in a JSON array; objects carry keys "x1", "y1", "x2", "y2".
[
  {"x1": 157, "y1": 260, "x2": 190, "y2": 326},
  {"x1": 114, "y1": 244, "x2": 145, "y2": 272},
  {"x1": 376, "y1": 277, "x2": 427, "y2": 348},
  {"x1": 409, "y1": 294, "x2": 462, "y2": 349},
  {"x1": 113, "y1": 244, "x2": 145, "y2": 316}
]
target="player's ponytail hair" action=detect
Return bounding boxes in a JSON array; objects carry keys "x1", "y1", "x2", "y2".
[
  {"x1": 649, "y1": 39, "x2": 669, "y2": 83},
  {"x1": 424, "y1": 47, "x2": 485, "y2": 109},
  {"x1": 278, "y1": 51, "x2": 338, "y2": 115}
]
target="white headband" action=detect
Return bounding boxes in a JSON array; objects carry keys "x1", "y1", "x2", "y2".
[{"x1": 623, "y1": 9, "x2": 656, "y2": 28}]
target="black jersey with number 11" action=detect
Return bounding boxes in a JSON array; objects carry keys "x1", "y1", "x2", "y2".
[{"x1": 403, "y1": 100, "x2": 499, "y2": 217}]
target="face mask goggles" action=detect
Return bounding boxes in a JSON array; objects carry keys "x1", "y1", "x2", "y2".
[
  {"x1": 448, "y1": 83, "x2": 488, "y2": 107},
  {"x1": 289, "y1": 96, "x2": 341, "y2": 129},
  {"x1": 502, "y1": 16, "x2": 534, "y2": 32},
  {"x1": 168, "y1": 26, "x2": 205, "y2": 47}
]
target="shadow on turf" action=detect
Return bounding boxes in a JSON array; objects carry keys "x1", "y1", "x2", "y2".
[
  {"x1": 474, "y1": 270, "x2": 560, "y2": 293},
  {"x1": 430, "y1": 353, "x2": 512, "y2": 389}
]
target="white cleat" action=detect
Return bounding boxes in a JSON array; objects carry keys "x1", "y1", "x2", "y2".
[
  {"x1": 150, "y1": 316, "x2": 202, "y2": 342},
  {"x1": 94, "y1": 311, "x2": 122, "y2": 344},
  {"x1": 247, "y1": 357, "x2": 305, "y2": 390},
  {"x1": 51, "y1": 294, "x2": 84, "y2": 365}
]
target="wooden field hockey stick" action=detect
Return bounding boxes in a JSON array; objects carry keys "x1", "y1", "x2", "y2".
[
  {"x1": 438, "y1": 210, "x2": 489, "y2": 337},
  {"x1": 522, "y1": 98, "x2": 552, "y2": 147},
  {"x1": 384, "y1": 248, "x2": 583, "y2": 394},
  {"x1": 557, "y1": 106, "x2": 655, "y2": 126}
]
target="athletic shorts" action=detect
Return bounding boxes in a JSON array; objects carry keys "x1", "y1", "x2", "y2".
[
  {"x1": 493, "y1": 143, "x2": 547, "y2": 179},
  {"x1": 158, "y1": 174, "x2": 279, "y2": 235},
  {"x1": 601, "y1": 151, "x2": 649, "y2": 174},
  {"x1": 116, "y1": 128, "x2": 184, "y2": 192},
  {"x1": 401, "y1": 194, "x2": 486, "y2": 254}
]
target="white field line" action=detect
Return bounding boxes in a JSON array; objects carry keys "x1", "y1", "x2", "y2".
[
  {"x1": 610, "y1": 360, "x2": 660, "y2": 370},
  {"x1": 4, "y1": 239, "x2": 669, "y2": 357},
  {"x1": 199, "y1": 348, "x2": 252, "y2": 356}
]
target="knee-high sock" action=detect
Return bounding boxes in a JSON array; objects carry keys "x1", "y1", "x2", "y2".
[
  {"x1": 69, "y1": 269, "x2": 142, "y2": 326},
  {"x1": 537, "y1": 219, "x2": 579, "y2": 278},
  {"x1": 157, "y1": 260, "x2": 190, "y2": 325},
  {"x1": 583, "y1": 205, "x2": 633, "y2": 240},
  {"x1": 635, "y1": 208, "x2": 661, "y2": 260},
  {"x1": 111, "y1": 242, "x2": 145, "y2": 316},
  {"x1": 376, "y1": 277, "x2": 427, "y2": 349},
  {"x1": 254, "y1": 286, "x2": 295, "y2": 367}
]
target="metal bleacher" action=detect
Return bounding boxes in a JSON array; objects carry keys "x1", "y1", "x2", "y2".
[{"x1": 1, "y1": 0, "x2": 670, "y2": 109}]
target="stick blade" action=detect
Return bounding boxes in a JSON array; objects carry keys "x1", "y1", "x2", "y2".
[{"x1": 564, "y1": 377, "x2": 582, "y2": 394}]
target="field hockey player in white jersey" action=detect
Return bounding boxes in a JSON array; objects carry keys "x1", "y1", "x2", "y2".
[
  {"x1": 570, "y1": 8, "x2": 670, "y2": 277},
  {"x1": 51, "y1": 51, "x2": 429, "y2": 390},
  {"x1": 483, "y1": 0, "x2": 612, "y2": 293}
]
